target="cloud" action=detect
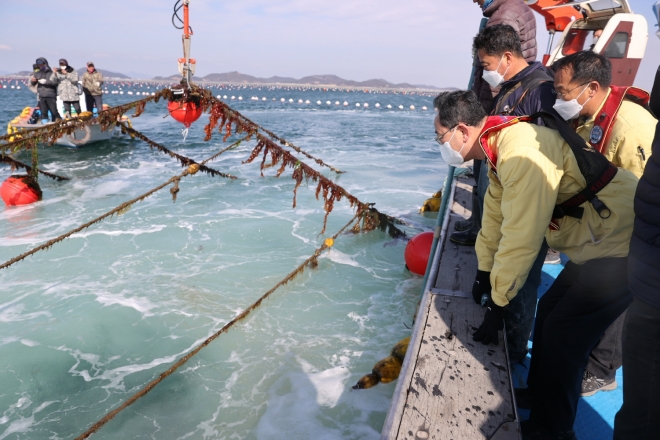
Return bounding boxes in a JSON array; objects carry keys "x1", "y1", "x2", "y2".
[{"x1": 0, "y1": 45, "x2": 11, "y2": 51}]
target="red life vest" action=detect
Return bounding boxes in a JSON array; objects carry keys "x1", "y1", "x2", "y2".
[
  {"x1": 582, "y1": 86, "x2": 650, "y2": 153},
  {"x1": 478, "y1": 114, "x2": 534, "y2": 171}
]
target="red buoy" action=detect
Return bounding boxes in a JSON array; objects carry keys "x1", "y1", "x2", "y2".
[
  {"x1": 1, "y1": 175, "x2": 42, "y2": 206},
  {"x1": 404, "y1": 231, "x2": 434, "y2": 276},
  {"x1": 167, "y1": 100, "x2": 203, "y2": 128}
]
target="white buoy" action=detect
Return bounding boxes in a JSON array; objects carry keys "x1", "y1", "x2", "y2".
[
  {"x1": 317, "y1": 100, "x2": 322, "y2": 105},
  {"x1": 343, "y1": 101, "x2": 348, "y2": 106},
  {"x1": 335, "y1": 101, "x2": 340, "y2": 105},
  {"x1": 356, "y1": 103, "x2": 361, "y2": 107},
  {"x1": 410, "y1": 105, "x2": 415, "y2": 110},
  {"x1": 363, "y1": 103, "x2": 369, "y2": 108},
  {"x1": 238, "y1": 96, "x2": 243, "y2": 100},
  {"x1": 281, "y1": 98, "x2": 286, "y2": 102},
  {"x1": 386, "y1": 104, "x2": 392, "y2": 109},
  {"x1": 217, "y1": 95, "x2": 221, "y2": 99},
  {"x1": 127, "y1": 91, "x2": 133, "y2": 95},
  {"x1": 120, "y1": 91, "x2": 124, "y2": 94},
  {"x1": 399, "y1": 105, "x2": 404, "y2": 109},
  {"x1": 231, "y1": 96, "x2": 236, "y2": 100},
  {"x1": 289, "y1": 98, "x2": 293, "y2": 102},
  {"x1": 375, "y1": 103, "x2": 380, "y2": 108},
  {"x1": 326, "y1": 100, "x2": 331, "y2": 105},
  {"x1": 16, "y1": 86, "x2": 20, "y2": 89},
  {"x1": 422, "y1": 106, "x2": 428, "y2": 110},
  {"x1": 298, "y1": 99, "x2": 303, "y2": 103},
  {"x1": 305, "y1": 100, "x2": 310, "y2": 104},
  {"x1": 223, "y1": 95, "x2": 228, "y2": 99}
]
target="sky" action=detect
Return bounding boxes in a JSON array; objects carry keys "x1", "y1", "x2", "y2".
[{"x1": 0, "y1": 0, "x2": 658, "y2": 89}]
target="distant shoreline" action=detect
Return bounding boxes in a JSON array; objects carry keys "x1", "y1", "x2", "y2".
[{"x1": 0, "y1": 74, "x2": 452, "y2": 94}]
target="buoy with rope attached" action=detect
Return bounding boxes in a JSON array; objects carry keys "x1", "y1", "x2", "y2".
[{"x1": 167, "y1": 0, "x2": 203, "y2": 141}]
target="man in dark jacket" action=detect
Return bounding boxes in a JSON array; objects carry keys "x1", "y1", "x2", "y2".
[
  {"x1": 471, "y1": 0, "x2": 537, "y2": 114},
  {"x1": 464, "y1": 24, "x2": 555, "y2": 365},
  {"x1": 30, "y1": 57, "x2": 61, "y2": 123},
  {"x1": 455, "y1": 0, "x2": 538, "y2": 241},
  {"x1": 613, "y1": 65, "x2": 660, "y2": 440}
]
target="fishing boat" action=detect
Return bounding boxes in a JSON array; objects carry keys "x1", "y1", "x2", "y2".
[
  {"x1": 6, "y1": 97, "x2": 129, "y2": 148},
  {"x1": 382, "y1": 1, "x2": 657, "y2": 439}
]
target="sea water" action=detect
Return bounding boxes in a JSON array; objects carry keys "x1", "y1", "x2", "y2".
[{"x1": 0, "y1": 84, "x2": 447, "y2": 439}]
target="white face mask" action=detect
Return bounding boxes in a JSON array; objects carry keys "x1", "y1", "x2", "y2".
[
  {"x1": 592, "y1": 36, "x2": 599, "y2": 46},
  {"x1": 553, "y1": 84, "x2": 592, "y2": 121},
  {"x1": 439, "y1": 128, "x2": 467, "y2": 167},
  {"x1": 482, "y1": 56, "x2": 509, "y2": 88}
]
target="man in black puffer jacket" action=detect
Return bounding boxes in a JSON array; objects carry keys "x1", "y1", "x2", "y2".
[
  {"x1": 613, "y1": 65, "x2": 660, "y2": 440},
  {"x1": 30, "y1": 57, "x2": 61, "y2": 123}
]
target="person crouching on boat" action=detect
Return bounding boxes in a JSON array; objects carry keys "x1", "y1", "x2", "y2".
[
  {"x1": 433, "y1": 90, "x2": 637, "y2": 440},
  {"x1": 82, "y1": 62, "x2": 103, "y2": 114},
  {"x1": 552, "y1": 50, "x2": 657, "y2": 399},
  {"x1": 55, "y1": 59, "x2": 81, "y2": 117},
  {"x1": 30, "y1": 57, "x2": 61, "y2": 123}
]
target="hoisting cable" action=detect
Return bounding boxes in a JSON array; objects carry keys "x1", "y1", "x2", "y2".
[{"x1": 74, "y1": 214, "x2": 358, "y2": 440}]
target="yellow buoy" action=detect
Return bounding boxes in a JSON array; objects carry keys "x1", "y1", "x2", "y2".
[
  {"x1": 324, "y1": 238, "x2": 334, "y2": 248},
  {"x1": 352, "y1": 336, "x2": 410, "y2": 389}
]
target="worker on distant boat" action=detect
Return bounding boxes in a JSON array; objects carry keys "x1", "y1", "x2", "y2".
[
  {"x1": 552, "y1": 51, "x2": 657, "y2": 398},
  {"x1": 452, "y1": 0, "x2": 537, "y2": 248},
  {"x1": 467, "y1": 23, "x2": 556, "y2": 365},
  {"x1": 30, "y1": 58, "x2": 61, "y2": 123},
  {"x1": 433, "y1": 90, "x2": 637, "y2": 440},
  {"x1": 82, "y1": 61, "x2": 104, "y2": 113},
  {"x1": 55, "y1": 59, "x2": 81, "y2": 117}
]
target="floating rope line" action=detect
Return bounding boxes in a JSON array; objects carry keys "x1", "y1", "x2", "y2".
[
  {"x1": 0, "y1": 164, "x2": 200, "y2": 271},
  {"x1": 199, "y1": 133, "x2": 254, "y2": 166},
  {"x1": 118, "y1": 122, "x2": 236, "y2": 179},
  {"x1": 0, "y1": 153, "x2": 69, "y2": 181},
  {"x1": 74, "y1": 214, "x2": 358, "y2": 440}
]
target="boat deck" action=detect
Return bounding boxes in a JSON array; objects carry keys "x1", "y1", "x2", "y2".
[{"x1": 382, "y1": 174, "x2": 623, "y2": 440}]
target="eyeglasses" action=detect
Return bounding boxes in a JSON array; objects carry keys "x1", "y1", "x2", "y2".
[
  {"x1": 435, "y1": 126, "x2": 456, "y2": 144},
  {"x1": 553, "y1": 82, "x2": 589, "y2": 100}
]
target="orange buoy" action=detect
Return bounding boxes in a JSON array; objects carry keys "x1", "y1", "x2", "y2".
[
  {"x1": 167, "y1": 100, "x2": 203, "y2": 128},
  {"x1": 1, "y1": 175, "x2": 42, "y2": 206},
  {"x1": 404, "y1": 231, "x2": 434, "y2": 276}
]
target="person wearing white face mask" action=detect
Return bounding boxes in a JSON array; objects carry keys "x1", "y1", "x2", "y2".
[
  {"x1": 434, "y1": 89, "x2": 638, "y2": 439},
  {"x1": 552, "y1": 51, "x2": 657, "y2": 399}
]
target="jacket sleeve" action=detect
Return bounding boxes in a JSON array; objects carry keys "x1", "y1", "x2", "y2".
[
  {"x1": 44, "y1": 72, "x2": 59, "y2": 87},
  {"x1": 476, "y1": 168, "x2": 505, "y2": 272},
  {"x1": 67, "y1": 70, "x2": 79, "y2": 84},
  {"x1": 486, "y1": 146, "x2": 560, "y2": 307},
  {"x1": 609, "y1": 109, "x2": 657, "y2": 179}
]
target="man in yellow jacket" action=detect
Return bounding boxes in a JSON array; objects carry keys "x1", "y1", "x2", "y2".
[
  {"x1": 552, "y1": 51, "x2": 657, "y2": 397},
  {"x1": 433, "y1": 90, "x2": 637, "y2": 439}
]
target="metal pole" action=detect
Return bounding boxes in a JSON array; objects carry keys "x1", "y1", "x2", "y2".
[{"x1": 418, "y1": 17, "x2": 488, "y2": 295}]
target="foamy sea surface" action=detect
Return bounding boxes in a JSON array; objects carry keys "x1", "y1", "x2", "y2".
[{"x1": 0, "y1": 83, "x2": 446, "y2": 439}]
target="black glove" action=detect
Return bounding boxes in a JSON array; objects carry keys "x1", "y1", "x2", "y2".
[
  {"x1": 473, "y1": 298, "x2": 505, "y2": 345},
  {"x1": 471, "y1": 269, "x2": 491, "y2": 305}
]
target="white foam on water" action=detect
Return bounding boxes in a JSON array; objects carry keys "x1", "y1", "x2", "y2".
[
  {"x1": 72, "y1": 224, "x2": 166, "y2": 239},
  {"x1": 320, "y1": 249, "x2": 361, "y2": 268},
  {"x1": 19, "y1": 339, "x2": 39, "y2": 347},
  {"x1": 94, "y1": 290, "x2": 158, "y2": 316},
  {"x1": 0, "y1": 304, "x2": 51, "y2": 323}
]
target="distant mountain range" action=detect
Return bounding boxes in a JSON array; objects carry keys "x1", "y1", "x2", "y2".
[
  {"x1": 4, "y1": 68, "x2": 439, "y2": 90},
  {"x1": 154, "y1": 71, "x2": 440, "y2": 90}
]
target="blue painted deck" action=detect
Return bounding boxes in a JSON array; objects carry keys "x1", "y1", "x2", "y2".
[{"x1": 512, "y1": 257, "x2": 623, "y2": 440}]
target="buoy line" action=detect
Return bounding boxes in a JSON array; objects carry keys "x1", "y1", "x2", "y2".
[
  {"x1": 74, "y1": 214, "x2": 358, "y2": 440},
  {"x1": 0, "y1": 153, "x2": 69, "y2": 181}
]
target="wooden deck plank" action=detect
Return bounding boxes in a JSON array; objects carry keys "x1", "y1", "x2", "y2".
[{"x1": 382, "y1": 176, "x2": 520, "y2": 440}]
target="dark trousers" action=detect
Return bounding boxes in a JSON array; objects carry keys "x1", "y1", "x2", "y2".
[
  {"x1": 506, "y1": 239, "x2": 548, "y2": 362},
  {"x1": 586, "y1": 309, "x2": 626, "y2": 380},
  {"x1": 614, "y1": 298, "x2": 660, "y2": 440},
  {"x1": 527, "y1": 258, "x2": 632, "y2": 433},
  {"x1": 39, "y1": 96, "x2": 61, "y2": 121},
  {"x1": 85, "y1": 93, "x2": 103, "y2": 112},
  {"x1": 62, "y1": 100, "x2": 82, "y2": 115}
]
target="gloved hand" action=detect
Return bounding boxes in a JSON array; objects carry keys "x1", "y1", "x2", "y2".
[
  {"x1": 473, "y1": 298, "x2": 505, "y2": 345},
  {"x1": 38, "y1": 79, "x2": 47, "y2": 84},
  {"x1": 471, "y1": 269, "x2": 491, "y2": 305}
]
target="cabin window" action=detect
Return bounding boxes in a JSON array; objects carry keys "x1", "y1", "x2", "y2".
[{"x1": 603, "y1": 32, "x2": 629, "y2": 58}]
